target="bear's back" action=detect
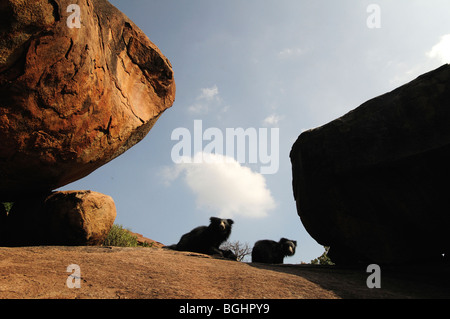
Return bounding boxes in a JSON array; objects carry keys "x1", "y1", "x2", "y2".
[
  {"x1": 252, "y1": 240, "x2": 281, "y2": 263},
  {"x1": 176, "y1": 226, "x2": 208, "y2": 251}
]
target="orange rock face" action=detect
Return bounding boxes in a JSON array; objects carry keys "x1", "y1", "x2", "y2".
[{"x1": 0, "y1": 0, "x2": 176, "y2": 199}]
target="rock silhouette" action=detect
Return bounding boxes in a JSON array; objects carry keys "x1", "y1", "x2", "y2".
[
  {"x1": 291, "y1": 64, "x2": 450, "y2": 264},
  {"x1": 4, "y1": 191, "x2": 116, "y2": 246}
]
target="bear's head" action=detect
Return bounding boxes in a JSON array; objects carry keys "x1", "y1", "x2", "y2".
[
  {"x1": 280, "y1": 238, "x2": 297, "y2": 257},
  {"x1": 209, "y1": 217, "x2": 234, "y2": 238}
]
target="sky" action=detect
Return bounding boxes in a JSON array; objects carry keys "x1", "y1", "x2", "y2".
[{"x1": 60, "y1": 0, "x2": 450, "y2": 263}]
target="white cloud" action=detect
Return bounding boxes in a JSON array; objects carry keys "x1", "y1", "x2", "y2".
[
  {"x1": 188, "y1": 102, "x2": 208, "y2": 113},
  {"x1": 188, "y1": 85, "x2": 222, "y2": 114},
  {"x1": 427, "y1": 34, "x2": 450, "y2": 64},
  {"x1": 390, "y1": 34, "x2": 450, "y2": 86},
  {"x1": 263, "y1": 113, "x2": 283, "y2": 126},
  {"x1": 199, "y1": 85, "x2": 219, "y2": 101},
  {"x1": 278, "y1": 48, "x2": 303, "y2": 58},
  {"x1": 161, "y1": 153, "x2": 276, "y2": 219}
]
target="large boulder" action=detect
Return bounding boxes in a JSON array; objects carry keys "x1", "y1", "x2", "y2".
[
  {"x1": 0, "y1": 0, "x2": 176, "y2": 200},
  {"x1": 290, "y1": 64, "x2": 450, "y2": 265},
  {"x1": 4, "y1": 190, "x2": 116, "y2": 246}
]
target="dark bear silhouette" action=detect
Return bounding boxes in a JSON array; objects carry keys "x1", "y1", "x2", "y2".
[
  {"x1": 166, "y1": 217, "x2": 237, "y2": 260},
  {"x1": 252, "y1": 238, "x2": 297, "y2": 264}
]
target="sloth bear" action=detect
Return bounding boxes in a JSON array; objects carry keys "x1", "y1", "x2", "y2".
[
  {"x1": 252, "y1": 238, "x2": 297, "y2": 264},
  {"x1": 166, "y1": 217, "x2": 237, "y2": 260}
]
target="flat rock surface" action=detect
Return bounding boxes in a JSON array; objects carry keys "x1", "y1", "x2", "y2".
[{"x1": 0, "y1": 246, "x2": 449, "y2": 299}]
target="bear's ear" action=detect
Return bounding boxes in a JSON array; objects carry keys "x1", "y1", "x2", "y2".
[
  {"x1": 227, "y1": 219, "x2": 234, "y2": 225},
  {"x1": 210, "y1": 217, "x2": 220, "y2": 224},
  {"x1": 293, "y1": 240, "x2": 297, "y2": 246},
  {"x1": 280, "y1": 238, "x2": 288, "y2": 243}
]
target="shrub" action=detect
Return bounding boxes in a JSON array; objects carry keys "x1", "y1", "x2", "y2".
[
  {"x1": 1, "y1": 202, "x2": 13, "y2": 214},
  {"x1": 310, "y1": 246, "x2": 335, "y2": 265},
  {"x1": 220, "y1": 240, "x2": 252, "y2": 262},
  {"x1": 103, "y1": 224, "x2": 139, "y2": 247}
]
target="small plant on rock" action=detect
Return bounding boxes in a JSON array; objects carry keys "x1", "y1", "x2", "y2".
[{"x1": 103, "y1": 224, "x2": 139, "y2": 247}]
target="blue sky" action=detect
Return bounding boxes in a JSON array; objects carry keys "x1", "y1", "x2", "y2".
[{"x1": 60, "y1": 0, "x2": 450, "y2": 263}]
